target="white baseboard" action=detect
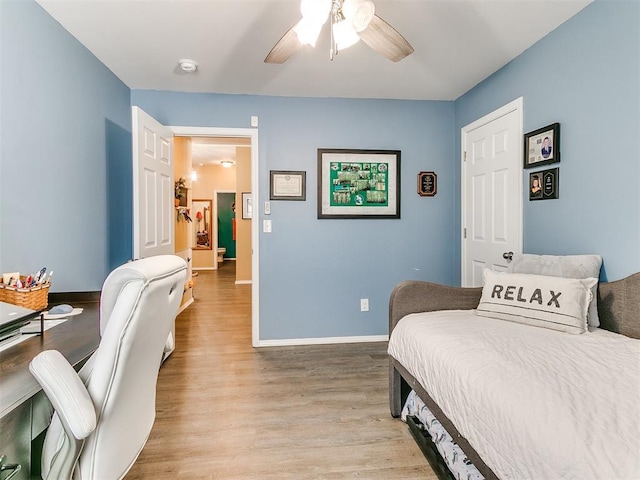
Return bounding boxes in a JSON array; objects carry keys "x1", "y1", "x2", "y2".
[
  {"x1": 235, "y1": 280, "x2": 252, "y2": 285},
  {"x1": 193, "y1": 267, "x2": 216, "y2": 271},
  {"x1": 256, "y1": 334, "x2": 389, "y2": 347}
]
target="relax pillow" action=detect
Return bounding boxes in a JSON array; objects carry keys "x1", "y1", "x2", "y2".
[
  {"x1": 508, "y1": 253, "x2": 602, "y2": 327},
  {"x1": 476, "y1": 270, "x2": 597, "y2": 334}
]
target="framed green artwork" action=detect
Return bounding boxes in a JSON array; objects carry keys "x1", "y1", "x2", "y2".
[{"x1": 317, "y1": 149, "x2": 401, "y2": 219}]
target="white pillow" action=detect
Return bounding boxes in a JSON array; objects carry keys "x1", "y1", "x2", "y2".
[
  {"x1": 476, "y1": 270, "x2": 597, "y2": 334},
  {"x1": 508, "y1": 254, "x2": 602, "y2": 327}
]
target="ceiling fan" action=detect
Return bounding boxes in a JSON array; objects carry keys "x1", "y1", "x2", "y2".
[{"x1": 264, "y1": 0, "x2": 414, "y2": 64}]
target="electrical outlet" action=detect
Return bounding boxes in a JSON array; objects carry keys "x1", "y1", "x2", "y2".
[
  {"x1": 360, "y1": 298, "x2": 369, "y2": 312},
  {"x1": 251, "y1": 116, "x2": 259, "y2": 127},
  {"x1": 263, "y1": 220, "x2": 272, "y2": 233}
]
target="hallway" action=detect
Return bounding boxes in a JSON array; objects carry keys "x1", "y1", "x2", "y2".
[{"x1": 126, "y1": 263, "x2": 432, "y2": 479}]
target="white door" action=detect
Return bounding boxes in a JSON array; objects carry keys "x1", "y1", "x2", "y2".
[
  {"x1": 132, "y1": 107, "x2": 174, "y2": 259},
  {"x1": 461, "y1": 98, "x2": 523, "y2": 287}
]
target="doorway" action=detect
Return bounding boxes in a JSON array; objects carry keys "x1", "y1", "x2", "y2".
[
  {"x1": 461, "y1": 98, "x2": 523, "y2": 287},
  {"x1": 171, "y1": 126, "x2": 259, "y2": 347},
  {"x1": 188, "y1": 139, "x2": 244, "y2": 272}
]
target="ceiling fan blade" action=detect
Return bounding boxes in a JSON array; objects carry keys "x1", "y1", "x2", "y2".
[
  {"x1": 265, "y1": 22, "x2": 302, "y2": 64},
  {"x1": 358, "y1": 14, "x2": 414, "y2": 62}
]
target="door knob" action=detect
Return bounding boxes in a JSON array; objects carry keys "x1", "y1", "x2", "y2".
[{"x1": 503, "y1": 251, "x2": 514, "y2": 261}]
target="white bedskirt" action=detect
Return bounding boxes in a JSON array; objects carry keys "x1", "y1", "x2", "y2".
[{"x1": 388, "y1": 310, "x2": 640, "y2": 480}]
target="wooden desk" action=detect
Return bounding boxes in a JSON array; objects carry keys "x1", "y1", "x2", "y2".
[{"x1": 0, "y1": 302, "x2": 100, "y2": 480}]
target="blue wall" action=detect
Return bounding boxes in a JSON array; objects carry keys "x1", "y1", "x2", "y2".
[
  {"x1": 132, "y1": 91, "x2": 457, "y2": 339},
  {"x1": 454, "y1": 0, "x2": 640, "y2": 282},
  {"x1": 0, "y1": 0, "x2": 132, "y2": 292}
]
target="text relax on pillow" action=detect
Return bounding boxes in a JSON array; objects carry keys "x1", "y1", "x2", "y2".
[{"x1": 476, "y1": 270, "x2": 597, "y2": 334}]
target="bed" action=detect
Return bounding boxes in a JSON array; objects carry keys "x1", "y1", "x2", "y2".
[{"x1": 388, "y1": 268, "x2": 640, "y2": 480}]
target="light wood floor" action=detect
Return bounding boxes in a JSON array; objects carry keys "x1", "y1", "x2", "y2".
[{"x1": 126, "y1": 263, "x2": 434, "y2": 479}]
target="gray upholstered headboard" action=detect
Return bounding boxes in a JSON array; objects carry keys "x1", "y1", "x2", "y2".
[
  {"x1": 388, "y1": 272, "x2": 640, "y2": 340},
  {"x1": 598, "y1": 272, "x2": 640, "y2": 339}
]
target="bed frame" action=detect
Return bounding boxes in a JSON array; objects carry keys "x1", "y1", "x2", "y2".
[{"x1": 388, "y1": 272, "x2": 640, "y2": 479}]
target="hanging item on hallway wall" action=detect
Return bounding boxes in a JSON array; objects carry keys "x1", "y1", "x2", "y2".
[
  {"x1": 232, "y1": 202, "x2": 237, "y2": 241},
  {"x1": 529, "y1": 168, "x2": 559, "y2": 201},
  {"x1": 176, "y1": 207, "x2": 192, "y2": 222},
  {"x1": 270, "y1": 171, "x2": 306, "y2": 201},
  {"x1": 242, "y1": 192, "x2": 253, "y2": 219},
  {"x1": 417, "y1": 171, "x2": 437, "y2": 197},
  {"x1": 174, "y1": 177, "x2": 188, "y2": 207},
  {"x1": 317, "y1": 149, "x2": 401, "y2": 219},
  {"x1": 174, "y1": 177, "x2": 192, "y2": 222},
  {"x1": 524, "y1": 123, "x2": 560, "y2": 169},
  {"x1": 193, "y1": 199, "x2": 212, "y2": 249}
]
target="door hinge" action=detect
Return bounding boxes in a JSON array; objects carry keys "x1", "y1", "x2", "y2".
[
  {"x1": 464, "y1": 151, "x2": 467, "y2": 162},
  {"x1": 463, "y1": 228, "x2": 467, "y2": 239}
]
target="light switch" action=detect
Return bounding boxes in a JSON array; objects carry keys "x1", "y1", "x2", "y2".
[
  {"x1": 264, "y1": 201, "x2": 271, "y2": 215},
  {"x1": 263, "y1": 220, "x2": 272, "y2": 233},
  {"x1": 251, "y1": 116, "x2": 259, "y2": 127}
]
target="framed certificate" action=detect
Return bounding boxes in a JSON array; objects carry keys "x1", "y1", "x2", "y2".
[{"x1": 270, "y1": 171, "x2": 306, "y2": 201}]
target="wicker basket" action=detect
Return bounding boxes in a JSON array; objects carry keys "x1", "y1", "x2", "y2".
[{"x1": 0, "y1": 276, "x2": 49, "y2": 311}]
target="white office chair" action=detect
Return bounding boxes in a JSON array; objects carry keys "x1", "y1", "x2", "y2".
[{"x1": 29, "y1": 255, "x2": 187, "y2": 480}]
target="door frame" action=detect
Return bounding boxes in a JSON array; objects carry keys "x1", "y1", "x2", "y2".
[
  {"x1": 171, "y1": 126, "x2": 260, "y2": 347},
  {"x1": 460, "y1": 97, "x2": 524, "y2": 286}
]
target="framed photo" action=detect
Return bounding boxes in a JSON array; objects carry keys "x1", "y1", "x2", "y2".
[
  {"x1": 417, "y1": 171, "x2": 437, "y2": 197},
  {"x1": 524, "y1": 123, "x2": 560, "y2": 168},
  {"x1": 241, "y1": 192, "x2": 253, "y2": 219},
  {"x1": 270, "y1": 170, "x2": 306, "y2": 201},
  {"x1": 317, "y1": 148, "x2": 401, "y2": 219},
  {"x1": 529, "y1": 168, "x2": 559, "y2": 201}
]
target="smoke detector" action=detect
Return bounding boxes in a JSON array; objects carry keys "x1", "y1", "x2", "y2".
[{"x1": 178, "y1": 59, "x2": 198, "y2": 73}]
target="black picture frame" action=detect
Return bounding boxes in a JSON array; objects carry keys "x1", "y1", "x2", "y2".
[
  {"x1": 524, "y1": 123, "x2": 560, "y2": 169},
  {"x1": 317, "y1": 148, "x2": 401, "y2": 219},
  {"x1": 529, "y1": 168, "x2": 559, "y2": 201},
  {"x1": 417, "y1": 171, "x2": 437, "y2": 197},
  {"x1": 270, "y1": 171, "x2": 306, "y2": 201}
]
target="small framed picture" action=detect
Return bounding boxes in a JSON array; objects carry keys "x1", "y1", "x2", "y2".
[
  {"x1": 270, "y1": 170, "x2": 306, "y2": 201},
  {"x1": 417, "y1": 171, "x2": 437, "y2": 197},
  {"x1": 524, "y1": 123, "x2": 560, "y2": 169},
  {"x1": 241, "y1": 192, "x2": 253, "y2": 219},
  {"x1": 529, "y1": 168, "x2": 559, "y2": 201}
]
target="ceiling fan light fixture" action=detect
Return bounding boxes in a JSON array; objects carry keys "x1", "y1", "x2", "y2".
[
  {"x1": 294, "y1": 18, "x2": 324, "y2": 47},
  {"x1": 221, "y1": 160, "x2": 234, "y2": 168},
  {"x1": 342, "y1": 0, "x2": 375, "y2": 32},
  {"x1": 300, "y1": 0, "x2": 331, "y2": 24},
  {"x1": 333, "y1": 19, "x2": 360, "y2": 51},
  {"x1": 264, "y1": 0, "x2": 414, "y2": 64}
]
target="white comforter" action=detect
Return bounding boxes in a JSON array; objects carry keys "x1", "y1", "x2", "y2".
[{"x1": 388, "y1": 310, "x2": 640, "y2": 480}]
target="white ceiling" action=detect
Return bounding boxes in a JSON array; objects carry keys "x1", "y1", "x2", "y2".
[
  {"x1": 189, "y1": 136, "x2": 251, "y2": 166},
  {"x1": 35, "y1": 0, "x2": 592, "y2": 101}
]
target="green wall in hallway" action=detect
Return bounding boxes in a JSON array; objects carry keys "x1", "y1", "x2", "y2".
[{"x1": 217, "y1": 192, "x2": 236, "y2": 259}]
